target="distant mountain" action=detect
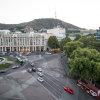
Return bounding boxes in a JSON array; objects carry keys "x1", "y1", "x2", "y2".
[{"x1": 0, "y1": 18, "x2": 82, "y2": 31}]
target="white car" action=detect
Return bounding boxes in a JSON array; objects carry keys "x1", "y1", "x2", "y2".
[
  {"x1": 12, "y1": 65, "x2": 19, "y2": 69},
  {"x1": 37, "y1": 68, "x2": 42, "y2": 72},
  {"x1": 45, "y1": 52, "x2": 51, "y2": 55},
  {"x1": 30, "y1": 63, "x2": 35, "y2": 67},
  {"x1": 27, "y1": 68, "x2": 32, "y2": 73},
  {"x1": 37, "y1": 77, "x2": 44, "y2": 82},
  {"x1": 10, "y1": 55, "x2": 13, "y2": 57},
  {"x1": 19, "y1": 54, "x2": 22, "y2": 57},
  {"x1": 37, "y1": 72, "x2": 43, "y2": 77}
]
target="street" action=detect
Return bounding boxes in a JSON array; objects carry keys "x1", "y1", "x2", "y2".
[{"x1": 0, "y1": 52, "x2": 98, "y2": 100}]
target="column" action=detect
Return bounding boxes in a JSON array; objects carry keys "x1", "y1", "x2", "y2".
[
  {"x1": 4, "y1": 47, "x2": 6, "y2": 51},
  {"x1": 35, "y1": 36, "x2": 36, "y2": 51},
  {"x1": 24, "y1": 37, "x2": 25, "y2": 51},
  {"x1": 2, "y1": 47, "x2": 3, "y2": 52},
  {"x1": 19, "y1": 47, "x2": 20, "y2": 52},
  {"x1": 29, "y1": 37, "x2": 30, "y2": 51},
  {"x1": 23, "y1": 47, "x2": 24, "y2": 52}
]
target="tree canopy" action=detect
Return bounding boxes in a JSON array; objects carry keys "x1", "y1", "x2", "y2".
[
  {"x1": 48, "y1": 36, "x2": 59, "y2": 49},
  {"x1": 63, "y1": 41, "x2": 83, "y2": 57},
  {"x1": 68, "y1": 47, "x2": 100, "y2": 81},
  {"x1": 74, "y1": 34, "x2": 81, "y2": 41},
  {"x1": 79, "y1": 35, "x2": 100, "y2": 52},
  {"x1": 59, "y1": 37, "x2": 71, "y2": 51}
]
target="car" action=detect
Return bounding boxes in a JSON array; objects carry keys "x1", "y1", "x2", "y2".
[
  {"x1": 10, "y1": 55, "x2": 13, "y2": 57},
  {"x1": 37, "y1": 72, "x2": 43, "y2": 77},
  {"x1": 37, "y1": 68, "x2": 42, "y2": 72},
  {"x1": 12, "y1": 65, "x2": 19, "y2": 69},
  {"x1": 30, "y1": 63, "x2": 35, "y2": 67},
  {"x1": 32, "y1": 68, "x2": 36, "y2": 72},
  {"x1": 37, "y1": 77, "x2": 44, "y2": 82},
  {"x1": 0, "y1": 70, "x2": 6, "y2": 73},
  {"x1": 27, "y1": 68, "x2": 32, "y2": 73},
  {"x1": 64, "y1": 86, "x2": 74, "y2": 94},
  {"x1": 45, "y1": 52, "x2": 51, "y2": 55}
]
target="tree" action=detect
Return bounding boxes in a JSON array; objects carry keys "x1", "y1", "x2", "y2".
[
  {"x1": 48, "y1": 36, "x2": 59, "y2": 49},
  {"x1": 59, "y1": 37, "x2": 71, "y2": 51},
  {"x1": 68, "y1": 47, "x2": 100, "y2": 81},
  {"x1": 74, "y1": 34, "x2": 81, "y2": 41},
  {"x1": 68, "y1": 57, "x2": 90, "y2": 79},
  {"x1": 63, "y1": 41, "x2": 83, "y2": 57},
  {"x1": 79, "y1": 35, "x2": 100, "y2": 52}
]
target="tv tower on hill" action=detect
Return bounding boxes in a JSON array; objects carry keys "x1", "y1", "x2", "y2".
[{"x1": 55, "y1": 9, "x2": 57, "y2": 19}]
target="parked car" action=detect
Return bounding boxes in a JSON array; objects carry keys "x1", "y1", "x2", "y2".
[
  {"x1": 32, "y1": 68, "x2": 36, "y2": 72},
  {"x1": 64, "y1": 86, "x2": 74, "y2": 94},
  {"x1": 37, "y1": 68, "x2": 42, "y2": 72},
  {"x1": 37, "y1": 72, "x2": 43, "y2": 77},
  {"x1": 27, "y1": 68, "x2": 32, "y2": 73},
  {"x1": 12, "y1": 65, "x2": 19, "y2": 69},
  {"x1": 37, "y1": 77, "x2": 44, "y2": 82},
  {"x1": 0, "y1": 70, "x2": 6, "y2": 73},
  {"x1": 30, "y1": 63, "x2": 35, "y2": 67},
  {"x1": 45, "y1": 52, "x2": 51, "y2": 55},
  {"x1": 10, "y1": 55, "x2": 13, "y2": 57},
  {"x1": 19, "y1": 54, "x2": 22, "y2": 57}
]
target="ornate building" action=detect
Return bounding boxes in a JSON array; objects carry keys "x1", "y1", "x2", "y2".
[{"x1": 0, "y1": 32, "x2": 47, "y2": 52}]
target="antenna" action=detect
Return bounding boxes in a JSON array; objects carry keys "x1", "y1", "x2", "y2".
[{"x1": 55, "y1": 9, "x2": 57, "y2": 19}]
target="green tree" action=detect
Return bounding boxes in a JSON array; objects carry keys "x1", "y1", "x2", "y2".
[
  {"x1": 79, "y1": 35, "x2": 100, "y2": 52},
  {"x1": 74, "y1": 34, "x2": 81, "y2": 41},
  {"x1": 48, "y1": 36, "x2": 59, "y2": 49},
  {"x1": 59, "y1": 37, "x2": 71, "y2": 51},
  {"x1": 69, "y1": 57, "x2": 90, "y2": 79},
  {"x1": 69, "y1": 47, "x2": 100, "y2": 81},
  {"x1": 63, "y1": 41, "x2": 83, "y2": 57}
]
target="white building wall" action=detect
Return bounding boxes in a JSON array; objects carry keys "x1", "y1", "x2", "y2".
[{"x1": 47, "y1": 28, "x2": 66, "y2": 41}]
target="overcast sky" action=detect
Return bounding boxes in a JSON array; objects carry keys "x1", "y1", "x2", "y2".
[{"x1": 0, "y1": 0, "x2": 100, "y2": 29}]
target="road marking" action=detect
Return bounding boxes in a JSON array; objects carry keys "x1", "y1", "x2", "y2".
[{"x1": 38, "y1": 81, "x2": 58, "y2": 100}]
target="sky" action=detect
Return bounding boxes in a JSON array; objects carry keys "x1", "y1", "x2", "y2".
[{"x1": 0, "y1": 0, "x2": 100, "y2": 29}]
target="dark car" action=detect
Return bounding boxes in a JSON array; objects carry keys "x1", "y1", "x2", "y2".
[
  {"x1": 64, "y1": 86, "x2": 74, "y2": 94},
  {"x1": 32, "y1": 68, "x2": 36, "y2": 72},
  {"x1": 0, "y1": 70, "x2": 6, "y2": 73}
]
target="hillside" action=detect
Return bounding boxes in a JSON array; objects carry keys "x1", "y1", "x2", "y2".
[{"x1": 0, "y1": 18, "x2": 81, "y2": 31}]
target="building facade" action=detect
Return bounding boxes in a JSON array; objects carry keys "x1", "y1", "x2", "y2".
[
  {"x1": 47, "y1": 26, "x2": 66, "y2": 41},
  {"x1": 67, "y1": 28, "x2": 80, "y2": 34},
  {"x1": 96, "y1": 27, "x2": 100, "y2": 40},
  {"x1": 0, "y1": 32, "x2": 47, "y2": 52}
]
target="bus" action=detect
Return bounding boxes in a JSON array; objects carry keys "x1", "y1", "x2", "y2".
[
  {"x1": 16, "y1": 57, "x2": 23, "y2": 65},
  {"x1": 77, "y1": 79, "x2": 100, "y2": 99}
]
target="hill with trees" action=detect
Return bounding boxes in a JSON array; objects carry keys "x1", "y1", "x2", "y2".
[{"x1": 0, "y1": 18, "x2": 81, "y2": 31}]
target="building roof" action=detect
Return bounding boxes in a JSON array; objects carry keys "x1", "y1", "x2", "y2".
[{"x1": 3, "y1": 33, "x2": 43, "y2": 37}]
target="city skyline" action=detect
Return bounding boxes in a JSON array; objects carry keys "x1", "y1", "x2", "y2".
[{"x1": 0, "y1": 0, "x2": 100, "y2": 29}]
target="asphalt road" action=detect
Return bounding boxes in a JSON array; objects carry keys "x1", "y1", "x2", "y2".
[
  {"x1": 0, "y1": 52, "x2": 98, "y2": 100},
  {"x1": 33, "y1": 53, "x2": 97, "y2": 100}
]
